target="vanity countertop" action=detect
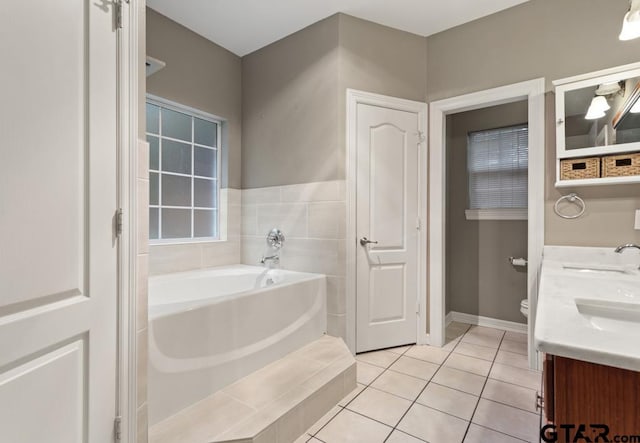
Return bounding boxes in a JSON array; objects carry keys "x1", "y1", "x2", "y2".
[{"x1": 535, "y1": 246, "x2": 640, "y2": 372}]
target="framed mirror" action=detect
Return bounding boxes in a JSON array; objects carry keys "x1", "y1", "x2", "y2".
[{"x1": 555, "y1": 63, "x2": 640, "y2": 158}]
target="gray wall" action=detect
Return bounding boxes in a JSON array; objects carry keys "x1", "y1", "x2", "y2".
[
  {"x1": 338, "y1": 14, "x2": 427, "y2": 102},
  {"x1": 428, "y1": 0, "x2": 640, "y2": 247},
  {"x1": 241, "y1": 15, "x2": 340, "y2": 189},
  {"x1": 446, "y1": 101, "x2": 528, "y2": 324},
  {"x1": 146, "y1": 9, "x2": 243, "y2": 276},
  {"x1": 146, "y1": 8, "x2": 242, "y2": 189},
  {"x1": 241, "y1": 13, "x2": 428, "y2": 189},
  {"x1": 337, "y1": 14, "x2": 428, "y2": 182}
]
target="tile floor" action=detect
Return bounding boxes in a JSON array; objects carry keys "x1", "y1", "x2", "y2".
[{"x1": 295, "y1": 322, "x2": 542, "y2": 443}]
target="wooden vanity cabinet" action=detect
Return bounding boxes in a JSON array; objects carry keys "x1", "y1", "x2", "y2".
[{"x1": 542, "y1": 354, "x2": 640, "y2": 442}]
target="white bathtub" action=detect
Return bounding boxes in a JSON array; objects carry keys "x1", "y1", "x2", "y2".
[{"x1": 147, "y1": 265, "x2": 327, "y2": 425}]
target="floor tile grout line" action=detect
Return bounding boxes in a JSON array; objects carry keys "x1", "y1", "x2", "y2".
[
  {"x1": 382, "y1": 325, "x2": 470, "y2": 443},
  {"x1": 311, "y1": 346, "x2": 408, "y2": 440},
  {"x1": 486, "y1": 368, "x2": 543, "y2": 391},
  {"x1": 310, "y1": 325, "x2": 537, "y2": 443},
  {"x1": 465, "y1": 398, "x2": 537, "y2": 443},
  {"x1": 426, "y1": 380, "x2": 482, "y2": 398},
  {"x1": 462, "y1": 327, "x2": 542, "y2": 442},
  {"x1": 334, "y1": 406, "x2": 398, "y2": 439},
  {"x1": 306, "y1": 405, "x2": 344, "y2": 440},
  {"x1": 477, "y1": 397, "x2": 541, "y2": 417},
  {"x1": 471, "y1": 422, "x2": 531, "y2": 442},
  {"x1": 460, "y1": 327, "x2": 505, "y2": 442}
]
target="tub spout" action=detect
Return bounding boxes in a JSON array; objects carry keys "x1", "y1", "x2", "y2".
[{"x1": 260, "y1": 254, "x2": 280, "y2": 265}]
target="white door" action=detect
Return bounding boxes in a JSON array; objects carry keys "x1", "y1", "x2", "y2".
[
  {"x1": 356, "y1": 103, "x2": 421, "y2": 353},
  {"x1": 0, "y1": 2, "x2": 119, "y2": 443}
]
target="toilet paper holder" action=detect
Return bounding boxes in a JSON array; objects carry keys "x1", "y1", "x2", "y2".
[{"x1": 509, "y1": 257, "x2": 528, "y2": 267}]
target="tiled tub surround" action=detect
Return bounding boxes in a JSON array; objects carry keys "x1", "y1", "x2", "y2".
[
  {"x1": 147, "y1": 265, "x2": 327, "y2": 425},
  {"x1": 297, "y1": 323, "x2": 542, "y2": 443},
  {"x1": 241, "y1": 180, "x2": 347, "y2": 339},
  {"x1": 149, "y1": 188, "x2": 242, "y2": 275}
]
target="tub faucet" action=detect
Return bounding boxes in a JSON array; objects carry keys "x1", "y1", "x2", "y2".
[
  {"x1": 260, "y1": 254, "x2": 280, "y2": 265},
  {"x1": 614, "y1": 244, "x2": 640, "y2": 253}
]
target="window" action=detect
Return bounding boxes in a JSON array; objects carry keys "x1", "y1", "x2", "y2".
[
  {"x1": 146, "y1": 97, "x2": 221, "y2": 241},
  {"x1": 466, "y1": 124, "x2": 528, "y2": 220}
]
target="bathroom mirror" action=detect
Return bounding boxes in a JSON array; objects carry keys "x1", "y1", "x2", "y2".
[{"x1": 555, "y1": 64, "x2": 640, "y2": 157}]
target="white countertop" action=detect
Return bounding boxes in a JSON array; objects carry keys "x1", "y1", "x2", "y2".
[{"x1": 534, "y1": 246, "x2": 640, "y2": 372}]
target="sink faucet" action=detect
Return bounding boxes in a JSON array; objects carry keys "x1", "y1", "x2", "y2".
[
  {"x1": 260, "y1": 253, "x2": 280, "y2": 264},
  {"x1": 614, "y1": 244, "x2": 640, "y2": 253}
]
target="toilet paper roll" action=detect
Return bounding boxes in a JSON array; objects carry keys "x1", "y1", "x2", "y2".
[{"x1": 510, "y1": 258, "x2": 527, "y2": 267}]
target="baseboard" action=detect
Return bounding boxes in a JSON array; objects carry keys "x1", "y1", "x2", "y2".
[
  {"x1": 445, "y1": 311, "x2": 454, "y2": 327},
  {"x1": 449, "y1": 311, "x2": 527, "y2": 334}
]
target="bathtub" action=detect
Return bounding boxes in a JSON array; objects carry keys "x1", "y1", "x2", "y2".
[{"x1": 147, "y1": 264, "x2": 327, "y2": 425}]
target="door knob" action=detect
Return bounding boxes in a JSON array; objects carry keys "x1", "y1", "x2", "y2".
[{"x1": 360, "y1": 237, "x2": 378, "y2": 246}]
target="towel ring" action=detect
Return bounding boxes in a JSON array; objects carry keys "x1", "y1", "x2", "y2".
[{"x1": 554, "y1": 193, "x2": 585, "y2": 219}]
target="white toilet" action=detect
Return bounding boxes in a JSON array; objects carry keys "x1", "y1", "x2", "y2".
[{"x1": 520, "y1": 299, "x2": 529, "y2": 318}]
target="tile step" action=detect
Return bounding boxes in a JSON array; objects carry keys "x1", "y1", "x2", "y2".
[{"x1": 150, "y1": 335, "x2": 356, "y2": 443}]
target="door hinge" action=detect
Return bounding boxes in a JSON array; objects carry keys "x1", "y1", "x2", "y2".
[
  {"x1": 115, "y1": 208, "x2": 123, "y2": 237},
  {"x1": 114, "y1": 416, "x2": 122, "y2": 442},
  {"x1": 416, "y1": 302, "x2": 420, "y2": 315},
  {"x1": 115, "y1": 0, "x2": 129, "y2": 29},
  {"x1": 417, "y1": 131, "x2": 426, "y2": 144},
  {"x1": 115, "y1": 1, "x2": 123, "y2": 29},
  {"x1": 416, "y1": 217, "x2": 421, "y2": 230}
]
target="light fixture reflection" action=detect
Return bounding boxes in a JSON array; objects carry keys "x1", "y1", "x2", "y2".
[
  {"x1": 585, "y1": 96, "x2": 610, "y2": 120},
  {"x1": 620, "y1": 0, "x2": 640, "y2": 41},
  {"x1": 585, "y1": 107, "x2": 606, "y2": 120}
]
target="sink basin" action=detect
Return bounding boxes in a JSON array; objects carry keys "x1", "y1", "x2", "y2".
[
  {"x1": 575, "y1": 298, "x2": 640, "y2": 332},
  {"x1": 562, "y1": 263, "x2": 633, "y2": 274}
]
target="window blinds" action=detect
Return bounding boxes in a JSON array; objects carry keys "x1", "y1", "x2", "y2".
[{"x1": 467, "y1": 124, "x2": 528, "y2": 209}]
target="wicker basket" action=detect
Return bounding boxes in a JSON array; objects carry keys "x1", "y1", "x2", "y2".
[
  {"x1": 602, "y1": 152, "x2": 640, "y2": 178},
  {"x1": 560, "y1": 157, "x2": 600, "y2": 180}
]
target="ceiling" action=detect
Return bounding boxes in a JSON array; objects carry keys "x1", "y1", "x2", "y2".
[{"x1": 147, "y1": 0, "x2": 531, "y2": 56}]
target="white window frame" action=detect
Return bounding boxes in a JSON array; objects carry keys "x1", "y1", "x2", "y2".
[
  {"x1": 465, "y1": 124, "x2": 529, "y2": 221},
  {"x1": 146, "y1": 94, "x2": 224, "y2": 244}
]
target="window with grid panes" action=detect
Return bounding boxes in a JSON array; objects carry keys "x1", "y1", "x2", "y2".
[{"x1": 146, "y1": 99, "x2": 221, "y2": 241}]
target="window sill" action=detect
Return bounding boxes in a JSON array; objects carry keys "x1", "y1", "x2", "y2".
[
  {"x1": 149, "y1": 237, "x2": 226, "y2": 247},
  {"x1": 465, "y1": 209, "x2": 527, "y2": 221}
]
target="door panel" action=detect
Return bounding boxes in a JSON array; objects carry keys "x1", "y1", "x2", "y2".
[
  {"x1": 1, "y1": 0, "x2": 85, "y2": 309},
  {"x1": 0, "y1": 341, "x2": 85, "y2": 443},
  {"x1": 370, "y1": 125, "x2": 406, "y2": 249},
  {"x1": 369, "y1": 265, "x2": 406, "y2": 323},
  {"x1": 356, "y1": 104, "x2": 419, "y2": 353},
  {"x1": 0, "y1": 1, "x2": 119, "y2": 442}
]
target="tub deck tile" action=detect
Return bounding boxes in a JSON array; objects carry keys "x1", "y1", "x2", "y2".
[
  {"x1": 149, "y1": 335, "x2": 355, "y2": 443},
  {"x1": 149, "y1": 392, "x2": 254, "y2": 443}
]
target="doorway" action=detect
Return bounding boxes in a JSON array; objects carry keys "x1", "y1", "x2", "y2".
[
  {"x1": 346, "y1": 90, "x2": 428, "y2": 354},
  {"x1": 429, "y1": 79, "x2": 545, "y2": 370}
]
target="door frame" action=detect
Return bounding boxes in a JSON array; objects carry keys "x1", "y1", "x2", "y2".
[
  {"x1": 117, "y1": 1, "x2": 140, "y2": 441},
  {"x1": 428, "y1": 78, "x2": 545, "y2": 370},
  {"x1": 345, "y1": 89, "x2": 429, "y2": 354}
]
